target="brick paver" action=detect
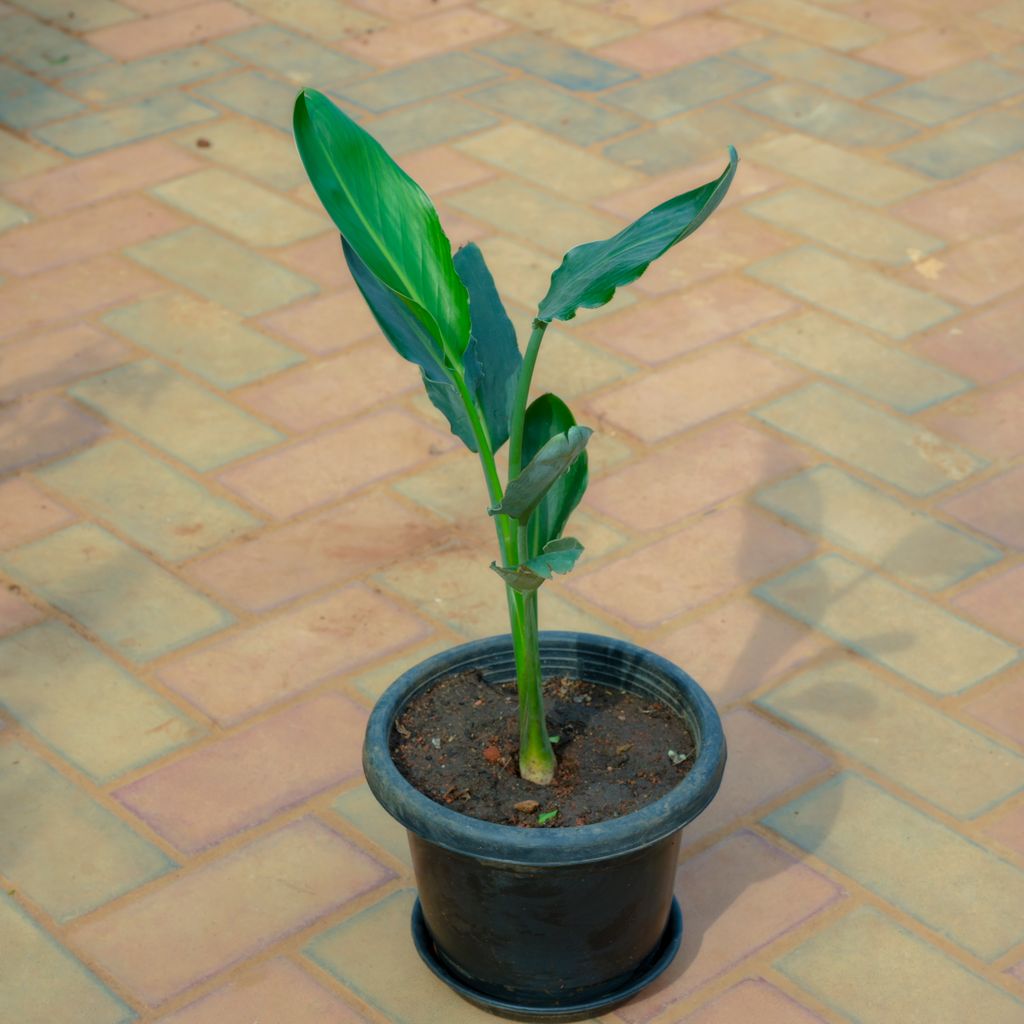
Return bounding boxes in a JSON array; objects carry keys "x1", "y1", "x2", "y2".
[{"x1": 0, "y1": 2, "x2": 1021, "y2": 1022}]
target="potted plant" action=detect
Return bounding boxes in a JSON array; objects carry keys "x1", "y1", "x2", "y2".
[{"x1": 294, "y1": 88, "x2": 734, "y2": 1022}]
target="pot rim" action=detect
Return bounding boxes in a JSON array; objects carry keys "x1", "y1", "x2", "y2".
[{"x1": 362, "y1": 630, "x2": 726, "y2": 867}]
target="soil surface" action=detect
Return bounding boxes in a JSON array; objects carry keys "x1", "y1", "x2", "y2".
[{"x1": 390, "y1": 671, "x2": 696, "y2": 827}]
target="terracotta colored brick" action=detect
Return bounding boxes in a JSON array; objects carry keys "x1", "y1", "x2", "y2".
[
  {"x1": 569, "y1": 506, "x2": 814, "y2": 628},
  {"x1": 68, "y1": 818, "x2": 392, "y2": 1006},
  {"x1": 894, "y1": 162, "x2": 1024, "y2": 243},
  {"x1": 983, "y1": 801, "x2": 1024, "y2": 860},
  {"x1": 273, "y1": 233, "x2": 353, "y2": 291},
  {"x1": 923, "y1": 377, "x2": 1024, "y2": 460},
  {"x1": 259, "y1": 291, "x2": 379, "y2": 355},
  {"x1": 914, "y1": 294, "x2": 1024, "y2": 383},
  {"x1": 86, "y1": 1, "x2": 256, "y2": 59},
  {"x1": 0, "y1": 255, "x2": 160, "y2": 338},
  {"x1": 653, "y1": 597, "x2": 834, "y2": 705},
  {"x1": 953, "y1": 565, "x2": 1024, "y2": 645},
  {"x1": 942, "y1": 466, "x2": 1024, "y2": 549},
  {"x1": 233, "y1": 0, "x2": 381, "y2": 38},
  {"x1": 681, "y1": 708, "x2": 831, "y2": 848},
  {"x1": 400, "y1": 144, "x2": 496, "y2": 195},
  {"x1": 727, "y1": 0, "x2": 882, "y2": 50},
  {"x1": 338, "y1": 7, "x2": 508, "y2": 64},
  {"x1": 0, "y1": 195, "x2": 185, "y2": 277},
  {"x1": 3, "y1": 139, "x2": 201, "y2": 215},
  {"x1": 0, "y1": 478, "x2": 74, "y2": 549},
  {"x1": 588, "y1": 419, "x2": 806, "y2": 532},
  {"x1": 218, "y1": 410, "x2": 454, "y2": 519},
  {"x1": 186, "y1": 490, "x2": 444, "y2": 612},
  {"x1": 607, "y1": 0, "x2": 727, "y2": 25},
  {"x1": 903, "y1": 222, "x2": 1024, "y2": 307},
  {"x1": 480, "y1": 0, "x2": 631, "y2": 47},
  {"x1": 158, "y1": 583, "x2": 432, "y2": 724},
  {"x1": 637, "y1": 214, "x2": 795, "y2": 296},
  {"x1": 115, "y1": 692, "x2": 367, "y2": 852},
  {"x1": 619, "y1": 831, "x2": 842, "y2": 1022},
  {"x1": 0, "y1": 586, "x2": 45, "y2": 636},
  {"x1": 156, "y1": 957, "x2": 367, "y2": 1024},
  {"x1": 0, "y1": 393, "x2": 107, "y2": 474},
  {"x1": 0, "y1": 324, "x2": 130, "y2": 401},
  {"x1": 964, "y1": 667, "x2": 1024, "y2": 746},
  {"x1": 238, "y1": 340, "x2": 414, "y2": 434},
  {"x1": 584, "y1": 275, "x2": 795, "y2": 364},
  {"x1": 676, "y1": 978, "x2": 827, "y2": 1024},
  {"x1": 586, "y1": 343, "x2": 802, "y2": 443},
  {"x1": 597, "y1": 15, "x2": 762, "y2": 70},
  {"x1": 857, "y1": 26, "x2": 989, "y2": 75}
]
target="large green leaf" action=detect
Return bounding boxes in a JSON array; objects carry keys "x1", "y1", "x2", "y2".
[
  {"x1": 537, "y1": 146, "x2": 738, "y2": 323},
  {"x1": 343, "y1": 238, "x2": 476, "y2": 449},
  {"x1": 490, "y1": 425, "x2": 592, "y2": 522},
  {"x1": 521, "y1": 394, "x2": 587, "y2": 557},
  {"x1": 490, "y1": 538, "x2": 585, "y2": 593},
  {"x1": 454, "y1": 243, "x2": 521, "y2": 450},
  {"x1": 294, "y1": 88, "x2": 470, "y2": 359}
]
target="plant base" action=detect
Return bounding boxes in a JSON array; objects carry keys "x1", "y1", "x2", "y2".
[{"x1": 410, "y1": 896, "x2": 684, "y2": 1023}]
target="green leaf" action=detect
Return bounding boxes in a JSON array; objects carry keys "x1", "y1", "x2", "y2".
[
  {"x1": 344, "y1": 238, "x2": 476, "y2": 450},
  {"x1": 490, "y1": 537, "x2": 585, "y2": 593},
  {"x1": 489, "y1": 426, "x2": 592, "y2": 522},
  {"x1": 521, "y1": 394, "x2": 587, "y2": 557},
  {"x1": 454, "y1": 243, "x2": 522, "y2": 450},
  {"x1": 294, "y1": 88, "x2": 471, "y2": 359},
  {"x1": 537, "y1": 809, "x2": 558, "y2": 825},
  {"x1": 537, "y1": 147, "x2": 738, "y2": 323}
]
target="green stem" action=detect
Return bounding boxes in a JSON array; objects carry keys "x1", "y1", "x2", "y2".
[
  {"x1": 507, "y1": 319, "x2": 548, "y2": 479},
  {"x1": 507, "y1": 322, "x2": 555, "y2": 785}
]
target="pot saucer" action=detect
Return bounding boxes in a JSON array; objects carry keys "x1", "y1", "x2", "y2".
[{"x1": 411, "y1": 896, "x2": 683, "y2": 1023}]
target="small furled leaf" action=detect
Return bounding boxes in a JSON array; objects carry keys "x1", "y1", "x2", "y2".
[
  {"x1": 537, "y1": 147, "x2": 738, "y2": 323},
  {"x1": 490, "y1": 537, "x2": 585, "y2": 592},
  {"x1": 537, "y1": 809, "x2": 558, "y2": 825},
  {"x1": 490, "y1": 426, "x2": 592, "y2": 522},
  {"x1": 294, "y1": 89, "x2": 470, "y2": 359},
  {"x1": 455, "y1": 243, "x2": 522, "y2": 450},
  {"x1": 344, "y1": 238, "x2": 476, "y2": 449},
  {"x1": 521, "y1": 394, "x2": 587, "y2": 558}
]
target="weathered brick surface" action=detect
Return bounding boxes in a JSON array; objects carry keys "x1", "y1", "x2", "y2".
[{"x1": 1, "y1": 4, "x2": 1022, "y2": 1022}]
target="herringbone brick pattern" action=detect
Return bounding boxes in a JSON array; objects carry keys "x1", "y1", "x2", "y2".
[{"x1": 1, "y1": 1, "x2": 1022, "y2": 1021}]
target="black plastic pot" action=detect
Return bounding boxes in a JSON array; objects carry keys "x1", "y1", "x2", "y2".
[{"x1": 362, "y1": 632, "x2": 726, "y2": 1022}]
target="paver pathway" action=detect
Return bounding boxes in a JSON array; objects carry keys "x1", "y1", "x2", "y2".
[{"x1": 1, "y1": 1, "x2": 1022, "y2": 1022}]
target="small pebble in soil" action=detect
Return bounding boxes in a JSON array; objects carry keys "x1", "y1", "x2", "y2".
[
  {"x1": 482, "y1": 746, "x2": 501, "y2": 763},
  {"x1": 514, "y1": 800, "x2": 539, "y2": 813}
]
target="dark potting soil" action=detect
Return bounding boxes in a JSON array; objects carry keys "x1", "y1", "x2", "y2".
[{"x1": 390, "y1": 671, "x2": 696, "y2": 828}]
